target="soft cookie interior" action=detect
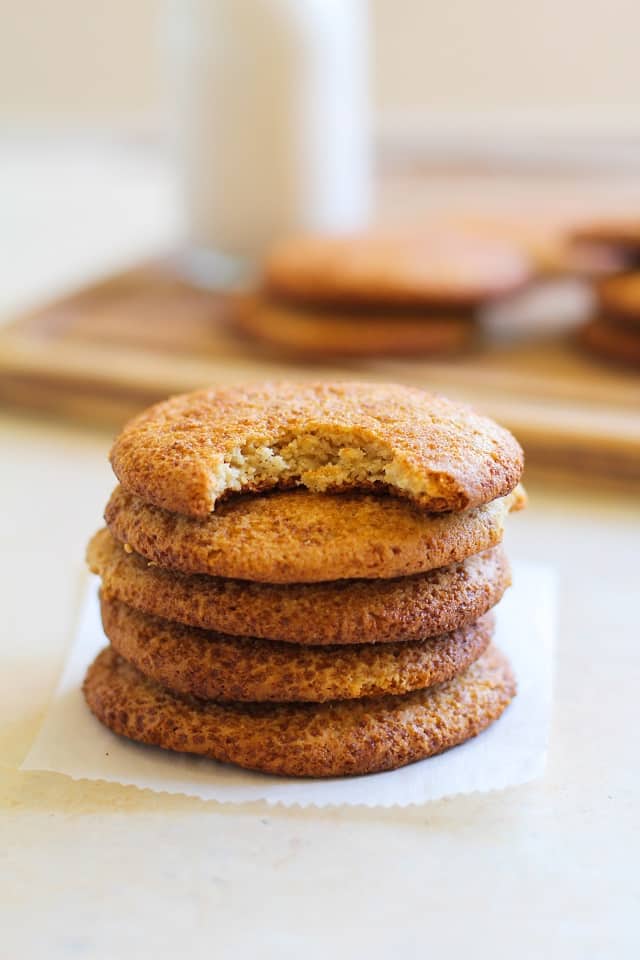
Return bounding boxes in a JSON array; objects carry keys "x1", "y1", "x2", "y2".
[{"x1": 212, "y1": 431, "x2": 455, "y2": 508}]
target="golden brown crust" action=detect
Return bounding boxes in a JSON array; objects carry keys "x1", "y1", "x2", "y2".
[
  {"x1": 233, "y1": 297, "x2": 477, "y2": 359},
  {"x1": 89, "y1": 529, "x2": 510, "y2": 644},
  {"x1": 580, "y1": 318, "x2": 640, "y2": 367},
  {"x1": 83, "y1": 644, "x2": 516, "y2": 777},
  {"x1": 109, "y1": 381, "x2": 524, "y2": 518},
  {"x1": 100, "y1": 594, "x2": 494, "y2": 702},
  {"x1": 104, "y1": 486, "x2": 520, "y2": 583},
  {"x1": 263, "y1": 230, "x2": 530, "y2": 307}
]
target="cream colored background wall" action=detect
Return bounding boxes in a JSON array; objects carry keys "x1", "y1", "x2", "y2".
[
  {"x1": 373, "y1": 0, "x2": 640, "y2": 118},
  {"x1": 1, "y1": 0, "x2": 160, "y2": 128},
  {"x1": 2, "y1": 0, "x2": 639, "y2": 134}
]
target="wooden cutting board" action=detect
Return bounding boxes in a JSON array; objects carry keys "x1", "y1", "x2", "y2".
[{"x1": 0, "y1": 257, "x2": 638, "y2": 484}]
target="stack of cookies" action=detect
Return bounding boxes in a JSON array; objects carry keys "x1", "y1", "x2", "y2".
[
  {"x1": 235, "y1": 231, "x2": 530, "y2": 359},
  {"x1": 84, "y1": 381, "x2": 525, "y2": 778},
  {"x1": 581, "y1": 273, "x2": 640, "y2": 367}
]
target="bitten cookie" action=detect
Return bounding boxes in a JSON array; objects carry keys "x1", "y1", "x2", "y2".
[
  {"x1": 100, "y1": 594, "x2": 494, "y2": 702},
  {"x1": 88, "y1": 530, "x2": 510, "y2": 644},
  {"x1": 83, "y1": 644, "x2": 516, "y2": 777},
  {"x1": 110, "y1": 381, "x2": 524, "y2": 517},
  {"x1": 104, "y1": 485, "x2": 525, "y2": 583}
]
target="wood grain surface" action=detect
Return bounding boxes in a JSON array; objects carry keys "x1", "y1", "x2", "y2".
[{"x1": 0, "y1": 257, "x2": 638, "y2": 483}]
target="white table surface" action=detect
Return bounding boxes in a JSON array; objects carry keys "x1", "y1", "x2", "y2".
[{"x1": 1, "y1": 140, "x2": 639, "y2": 959}]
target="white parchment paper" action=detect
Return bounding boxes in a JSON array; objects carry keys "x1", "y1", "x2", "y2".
[{"x1": 22, "y1": 563, "x2": 555, "y2": 807}]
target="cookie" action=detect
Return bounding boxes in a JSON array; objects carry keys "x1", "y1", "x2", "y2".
[
  {"x1": 83, "y1": 644, "x2": 516, "y2": 777},
  {"x1": 100, "y1": 594, "x2": 494, "y2": 702},
  {"x1": 88, "y1": 529, "x2": 510, "y2": 644},
  {"x1": 443, "y1": 214, "x2": 627, "y2": 278},
  {"x1": 571, "y1": 220, "x2": 640, "y2": 258},
  {"x1": 580, "y1": 318, "x2": 640, "y2": 367},
  {"x1": 263, "y1": 230, "x2": 530, "y2": 307},
  {"x1": 105, "y1": 485, "x2": 525, "y2": 583},
  {"x1": 595, "y1": 273, "x2": 640, "y2": 326},
  {"x1": 110, "y1": 381, "x2": 524, "y2": 518},
  {"x1": 233, "y1": 298, "x2": 477, "y2": 358}
]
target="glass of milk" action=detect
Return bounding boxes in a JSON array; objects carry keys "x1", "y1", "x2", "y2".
[{"x1": 167, "y1": 0, "x2": 372, "y2": 281}]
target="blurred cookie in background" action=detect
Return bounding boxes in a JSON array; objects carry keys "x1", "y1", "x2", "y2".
[
  {"x1": 234, "y1": 229, "x2": 531, "y2": 359},
  {"x1": 570, "y1": 220, "x2": 640, "y2": 272},
  {"x1": 440, "y1": 214, "x2": 629, "y2": 280},
  {"x1": 262, "y1": 229, "x2": 531, "y2": 306},
  {"x1": 235, "y1": 298, "x2": 477, "y2": 358},
  {"x1": 580, "y1": 318, "x2": 640, "y2": 367},
  {"x1": 580, "y1": 272, "x2": 640, "y2": 367},
  {"x1": 595, "y1": 273, "x2": 640, "y2": 327}
]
